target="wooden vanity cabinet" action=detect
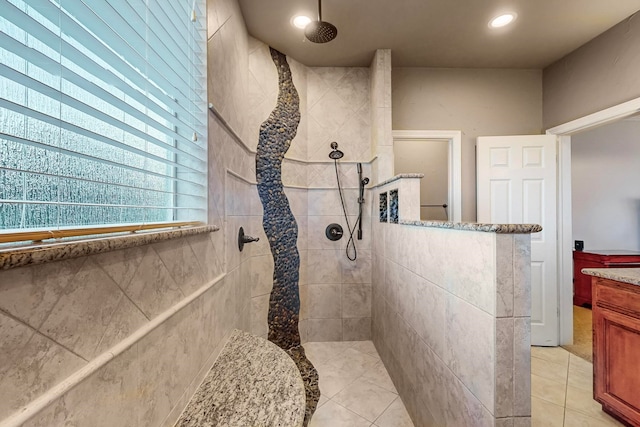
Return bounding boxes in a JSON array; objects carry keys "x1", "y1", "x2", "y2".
[
  {"x1": 574, "y1": 251, "x2": 640, "y2": 307},
  {"x1": 592, "y1": 276, "x2": 640, "y2": 426}
]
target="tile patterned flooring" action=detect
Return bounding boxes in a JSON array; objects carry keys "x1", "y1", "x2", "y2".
[
  {"x1": 305, "y1": 340, "x2": 414, "y2": 427},
  {"x1": 531, "y1": 346, "x2": 622, "y2": 427},
  {"x1": 305, "y1": 341, "x2": 624, "y2": 427}
]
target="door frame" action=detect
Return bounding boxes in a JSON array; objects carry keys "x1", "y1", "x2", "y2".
[
  {"x1": 546, "y1": 96, "x2": 640, "y2": 345},
  {"x1": 392, "y1": 130, "x2": 462, "y2": 222}
]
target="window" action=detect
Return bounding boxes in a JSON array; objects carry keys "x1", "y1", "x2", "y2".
[{"x1": 0, "y1": 0, "x2": 207, "y2": 238}]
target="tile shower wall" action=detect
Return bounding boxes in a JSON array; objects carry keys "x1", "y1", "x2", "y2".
[
  {"x1": 303, "y1": 65, "x2": 375, "y2": 341},
  {"x1": 1, "y1": 0, "x2": 382, "y2": 424},
  {"x1": 371, "y1": 220, "x2": 532, "y2": 426},
  {"x1": 0, "y1": 0, "x2": 258, "y2": 424},
  {"x1": 370, "y1": 49, "x2": 394, "y2": 183},
  {"x1": 306, "y1": 185, "x2": 373, "y2": 342},
  {"x1": 306, "y1": 67, "x2": 371, "y2": 163},
  {"x1": 210, "y1": 0, "x2": 378, "y2": 343},
  {"x1": 0, "y1": 232, "x2": 243, "y2": 427}
]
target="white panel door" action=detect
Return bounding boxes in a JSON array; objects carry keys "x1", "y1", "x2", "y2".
[{"x1": 477, "y1": 135, "x2": 558, "y2": 346}]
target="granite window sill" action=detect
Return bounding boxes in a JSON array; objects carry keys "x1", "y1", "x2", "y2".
[{"x1": 0, "y1": 225, "x2": 220, "y2": 271}]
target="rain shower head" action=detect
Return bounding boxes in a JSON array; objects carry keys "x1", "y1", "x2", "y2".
[
  {"x1": 329, "y1": 142, "x2": 344, "y2": 160},
  {"x1": 305, "y1": 0, "x2": 338, "y2": 43}
]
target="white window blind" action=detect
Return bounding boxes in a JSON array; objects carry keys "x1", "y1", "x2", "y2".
[{"x1": 0, "y1": 0, "x2": 207, "y2": 234}]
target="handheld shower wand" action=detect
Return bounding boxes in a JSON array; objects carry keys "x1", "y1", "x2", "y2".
[{"x1": 357, "y1": 163, "x2": 369, "y2": 240}]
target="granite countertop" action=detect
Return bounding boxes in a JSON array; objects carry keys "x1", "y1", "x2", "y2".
[
  {"x1": 373, "y1": 173, "x2": 424, "y2": 188},
  {"x1": 175, "y1": 329, "x2": 306, "y2": 427},
  {"x1": 581, "y1": 268, "x2": 640, "y2": 287},
  {"x1": 576, "y1": 249, "x2": 640, "y2": 256},
  {"x1": 399, "y1": 220, "x2": 542, "y2": 234}
]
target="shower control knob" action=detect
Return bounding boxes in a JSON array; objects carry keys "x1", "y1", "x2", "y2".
[
  {"x1": 238, "y1": 227, "x2": 260, "y2": 252},
  {"x1": 325, "y1": 223, "x2": 343, "y2": 241}
]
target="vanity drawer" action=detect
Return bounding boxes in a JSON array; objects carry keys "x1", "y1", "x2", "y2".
[{"x1": 594, "y1": 277, "x2": 640, "y2": 318}]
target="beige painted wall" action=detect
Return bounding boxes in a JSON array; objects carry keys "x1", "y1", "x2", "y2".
[
  {"x1": 572, "y1": 119, "x2": 640, "y2": 251},
  {"x1": 543, "y1": 13, "x2": 640, "y2": 129},
  {"x1": 392, "y1": 68, "x2": 543, "y2": 221},
  {"x1": 394, "y1": 139, "x2": 449, "y2": 220}
]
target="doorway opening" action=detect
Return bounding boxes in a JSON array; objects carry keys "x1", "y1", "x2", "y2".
[
  {"x1": 547, "y1": 96, "x2": 640, "y2": 347},
  {"x1": 392, "y1": 130, "x2": 462, "y2": 222}
]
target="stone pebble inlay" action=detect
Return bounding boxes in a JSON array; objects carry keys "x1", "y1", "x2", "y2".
[
  {"x1": 255, "y1": 47, "x2": 319, "y2": 426},
  {"x1": 379, "y1": 192, "x2": 388, "y2": 222}
]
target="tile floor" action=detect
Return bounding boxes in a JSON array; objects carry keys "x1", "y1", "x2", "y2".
[
  {"x1": 531, "y1": 346, "x2": 622, "y2": 427},
  {"x1": 304, "y1": 341, "x2": 624, "y2": 427},
  {"x1": 305, "y1": 340, "x2": 414, "y2": 427}
]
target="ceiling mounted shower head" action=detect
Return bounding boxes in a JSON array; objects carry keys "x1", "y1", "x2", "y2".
[{"x1": 305, "y1": 0, "x2": 337, "y2": 43}]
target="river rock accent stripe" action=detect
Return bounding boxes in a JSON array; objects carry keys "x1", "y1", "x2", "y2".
[{"x1": 256, "y1": 47, "x2": 319, "y2": 426}]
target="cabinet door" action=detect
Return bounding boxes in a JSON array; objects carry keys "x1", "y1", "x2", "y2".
[
  {"x1": 573, "y1": 257, "x2": 601, "y2": 306},
  {"x1": 594, "y1": 306, "x2": 640, "y2": 425}
]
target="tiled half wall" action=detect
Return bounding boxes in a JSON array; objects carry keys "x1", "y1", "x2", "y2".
[{"x1": 371, "y1": 201, "x2": 532, "y2": 425}]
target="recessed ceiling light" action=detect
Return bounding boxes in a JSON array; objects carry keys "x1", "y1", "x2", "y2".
[
  {"x1": 489, "y1": 13, "x2": 517, "y2": 29},
  {"x1": 292, "y1": 15, "x2": 312, "y2": 29}
]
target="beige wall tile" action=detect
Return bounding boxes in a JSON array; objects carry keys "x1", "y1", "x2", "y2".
[
  {"x1": 513, "y1": 234, "x2": 532, "y2": 318},
  {"x1": 308, "y1": 318, "x2": 342, "y2": 342},
  {"x1": 342, "y1": 284, "x2": 371, "y2": 318},
  {"x1": 39, "y1": 258, "x2": 124, "y2": 359},
  {"x1": 444, "y1": 294, "x2": 495, "y2": 414},
  {"x1": 92, "y1": 246, "x2": 146, "y2": 291},
  {"x1": 188, "y1": 232, "x2": 225, "y2": 283},
  {"x1": 250, "y1": 254, "x2": 273, "y2": 297},
  {"x1": 0, "y1": 311, "x2": 33, "y2": 366},
  {"x1": 341, "y1": 251, "x2": 372, "y2": 284},
  {"x1": 445, "y1": 230, "x2": 496, "y2": 315},
  {"x1": 496, "y1": 318, "x2": 515, "y2": 417},
  {"x1": 308, "y1": 284, "x2": 341, "y2": 319},
  {"x1": 411, "y1": 275, "x2": 446, "y2": 358},
  {"x1": 251, "y1": 294, "x2": 269, "y2": 338},
  {"x1": 93, "y1": 294, "x2": 148, "y2": 357},
  {"x1": 496, "y1": 235, "x2": 515, "y2": 317},
  {"x1": 514, "y1": 317, "x2": 532, "y2": 417},
  {"x1": 125, "y1": 247, "x2": 185, "y2": 319},
  {"x1": 307, "y1": 250, "x2": 341, "y2": 284},
  {"x1": 153, "y1": 238, "x2": 206, "y2": 296},
  {"x1": 23, "y1": 344, "x2": 140, "y2": 427},
  {"x1": 137, "y1": 302, "x2": 208, "y2": 427},
  {"x1": 496, "y1": 418, "x2": 515, "y2": 427},
  {"x1": 343, "y1": 317, "x2": 371, "y2": 341},
  {"x1": 0, "y1": 257, "x2": 86, "y2": 330},
  {"x1": 0, "y1": 320, "x2": 85, "y2": 419}
]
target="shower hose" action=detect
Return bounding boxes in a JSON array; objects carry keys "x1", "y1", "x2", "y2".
[{"x1": 333, "y1": 159, "x2": 360, "y2": 261}]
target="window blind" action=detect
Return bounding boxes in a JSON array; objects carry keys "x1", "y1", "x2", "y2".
[{"x1": 0, "y1": 0, "x2": 207, "y2": 235}]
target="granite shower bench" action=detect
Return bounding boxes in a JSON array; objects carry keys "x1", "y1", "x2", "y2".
[{"x1": 174, "y1": 330, "x2": 306, "y2": 427}]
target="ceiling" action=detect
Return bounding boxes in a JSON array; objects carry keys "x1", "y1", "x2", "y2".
[{"x1": 237, "y1": 0, "x2": 640, "y2": 68}]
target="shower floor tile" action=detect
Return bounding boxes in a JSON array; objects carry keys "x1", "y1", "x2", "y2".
[
  {"x1": 305, "y1": 340, "x2": 414, "y2": 427},
  {"x1": 306, "y1": 342, "x2": 623, "y2": 426}
]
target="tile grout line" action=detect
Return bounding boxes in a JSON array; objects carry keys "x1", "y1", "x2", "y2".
[{"x1": 371, "y1": 395, "x2": 400, "y2": 426}]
